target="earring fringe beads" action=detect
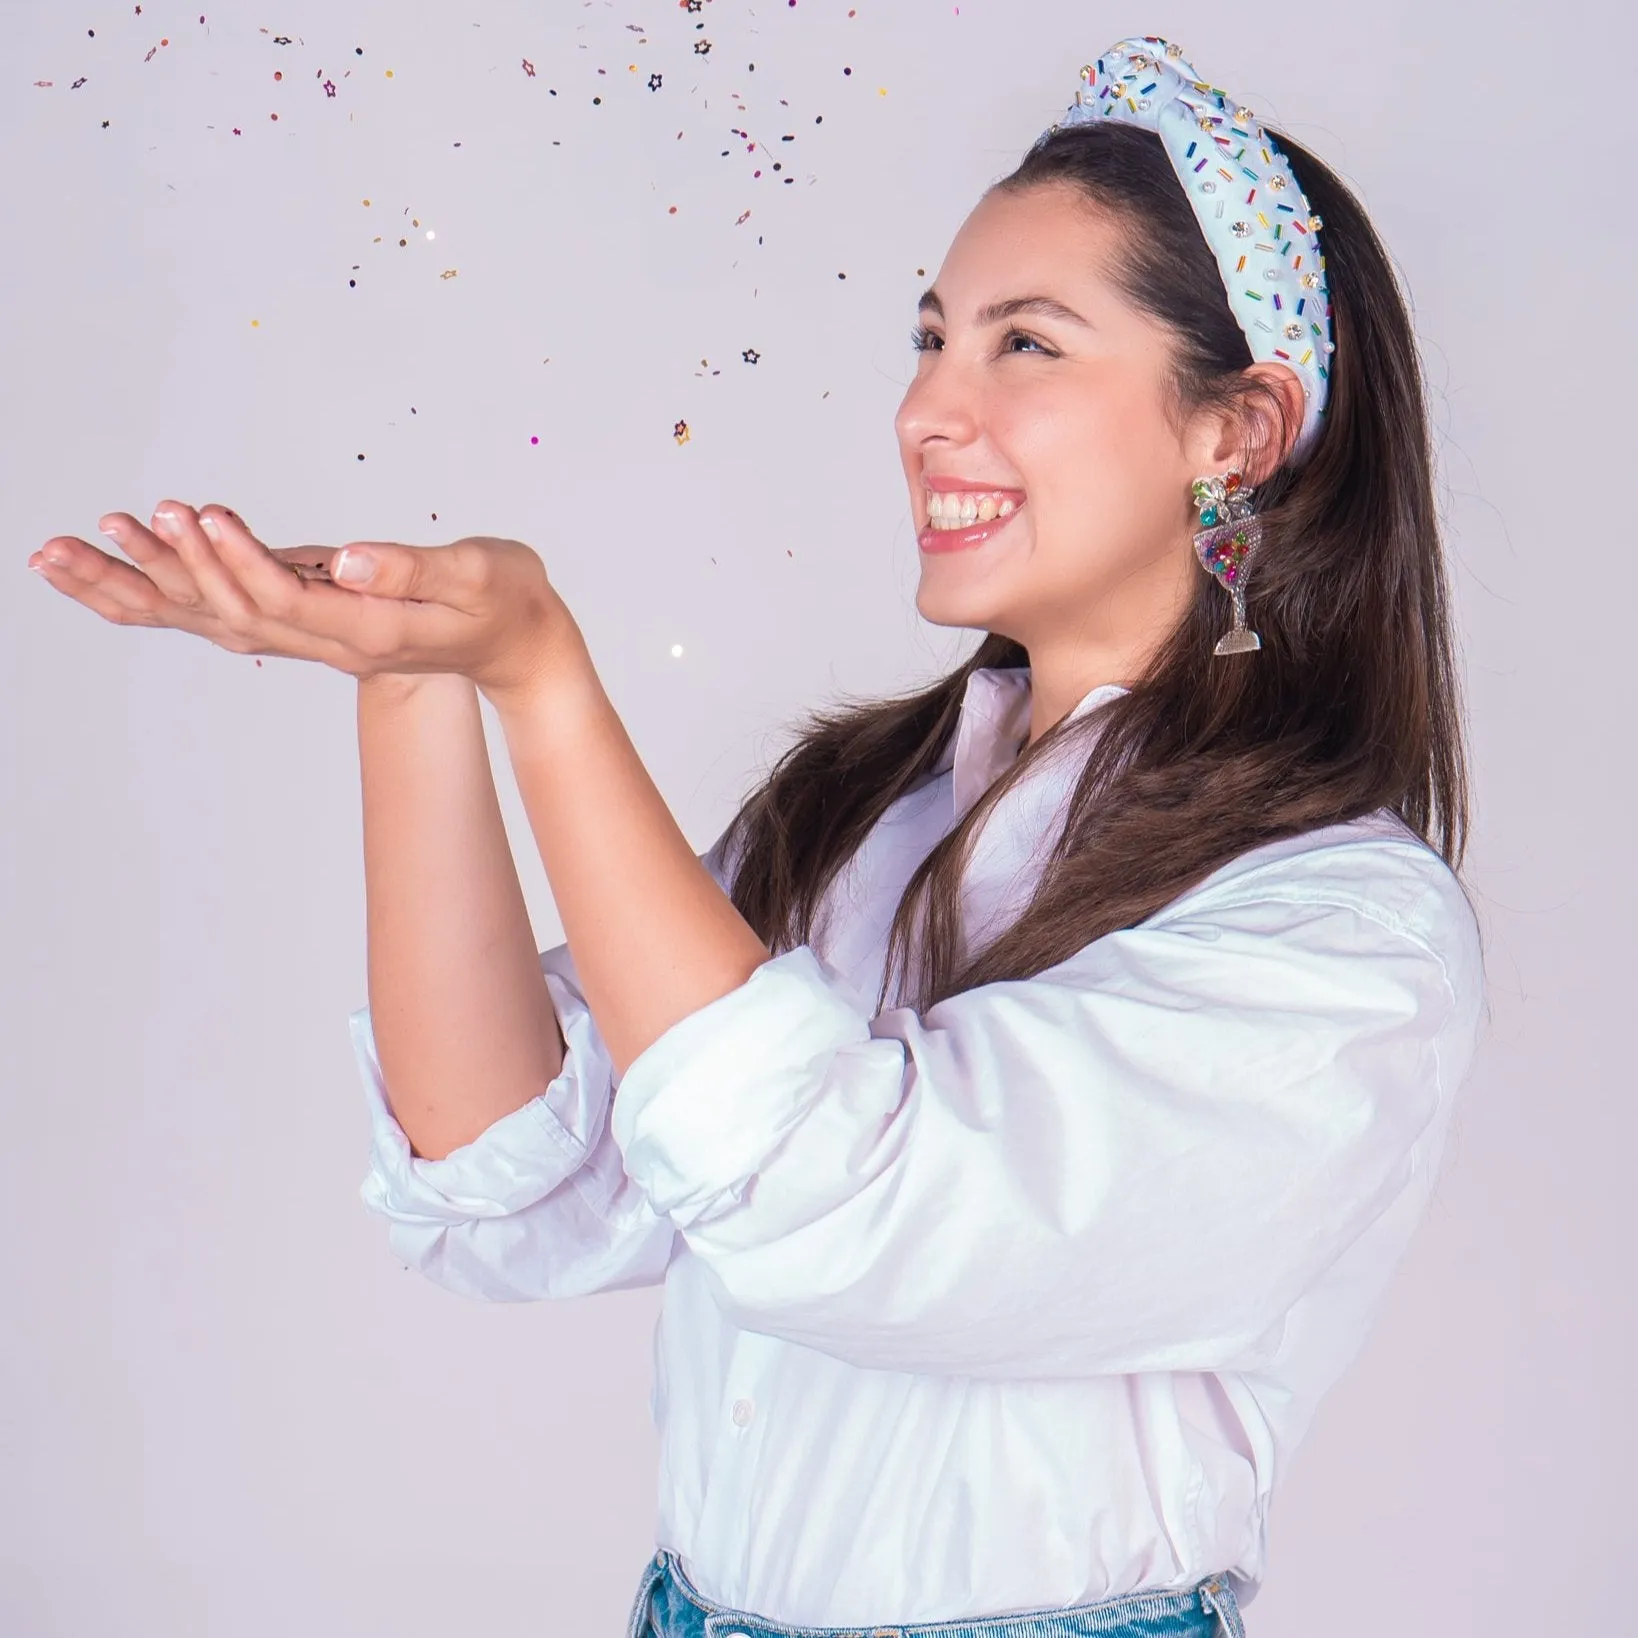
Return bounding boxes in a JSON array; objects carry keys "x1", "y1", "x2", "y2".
[{"x1": 1190, "y1": 469, "x2": 1263, "y2": 655}]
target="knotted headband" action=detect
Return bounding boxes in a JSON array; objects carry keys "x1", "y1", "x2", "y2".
[{"x1": 1049, "y1": 36, "x2": 1335, "y2": 459}]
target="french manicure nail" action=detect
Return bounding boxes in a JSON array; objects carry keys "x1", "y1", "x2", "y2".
[{"x1": 333, "y1": 549, "x2": 375, "y2": 583}]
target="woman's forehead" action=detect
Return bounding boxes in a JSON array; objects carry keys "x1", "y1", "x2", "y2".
[{"x1": 930, "y1": 191, "x2": 1125, "y2": 317}]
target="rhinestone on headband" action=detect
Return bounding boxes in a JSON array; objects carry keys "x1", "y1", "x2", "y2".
[{"x1": 1050, "y1": 35, "x2": 1334, "y2": 459}]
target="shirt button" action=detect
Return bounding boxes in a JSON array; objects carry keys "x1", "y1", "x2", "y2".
[{"x1": 730, "y1": 1397, "x2": 755, "y2": 1427}]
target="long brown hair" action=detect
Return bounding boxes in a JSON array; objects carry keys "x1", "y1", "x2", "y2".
[{"x1": 714, "y1": 120, "x2": 1470, "y2": 1015}]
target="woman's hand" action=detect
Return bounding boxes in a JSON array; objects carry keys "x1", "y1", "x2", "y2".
[{"x1": 26, "y1": 500, "x2": 582, "y2": 704}]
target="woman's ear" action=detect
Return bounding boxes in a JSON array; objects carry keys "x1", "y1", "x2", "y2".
[{"x1": 1236, "y1": 363, "x2": 1308, "y2": 485}]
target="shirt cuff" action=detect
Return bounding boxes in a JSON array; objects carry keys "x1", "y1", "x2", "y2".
[
  {"x1": 355, "y1": 957, "x2": 614, "y2": 1226},
  {"x1": 609, "y1": 944, "x2": 873, "y2": 1229}
]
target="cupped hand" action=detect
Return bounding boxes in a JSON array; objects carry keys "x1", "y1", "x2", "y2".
[{"x1": 27, "y1": 501, "x2": 580, "y2": 701}]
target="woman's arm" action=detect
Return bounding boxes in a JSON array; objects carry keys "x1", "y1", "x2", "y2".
[
  {"x1": 487, "y1": 632, "x2": 772, "y2": 1083},
  {"x1": 358, "y1": 672, "x2": 565, "y2": 1161}
]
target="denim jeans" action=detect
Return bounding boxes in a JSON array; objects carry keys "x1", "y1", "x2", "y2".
[{"x1": 624, "y1": 1549, "x2": 1249, "y2": 1638}]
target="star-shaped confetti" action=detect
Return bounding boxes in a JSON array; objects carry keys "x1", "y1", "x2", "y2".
[
  {"x1": 522, "y1": 57, "x2": 536, "y2": 77},
  {"x1": 693, "y1": 39, "x2": 712, "y2": 56},
  {"x1": 648, "y1": 71, "x2": 663, "y2": 90},
  {"x1": 742, "y1": 348, "x2": 760, "y2": 364},
  {"x1": 673, "y1": 419, "x2": 691, "y2": 445}
]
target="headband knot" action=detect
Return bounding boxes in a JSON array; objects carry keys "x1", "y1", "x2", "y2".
[{"x1": 1051, "y1": 36, "x2": 1334, "y2": 459}]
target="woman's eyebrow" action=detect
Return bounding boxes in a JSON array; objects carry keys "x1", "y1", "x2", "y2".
[{"x1": 916, "y1": 289, "x2": 1094, "y2": 328}]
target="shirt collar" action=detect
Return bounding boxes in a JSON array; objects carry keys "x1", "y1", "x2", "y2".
[{"x1": 933, "y1": 666, "x2": 1130, "y2": 820}]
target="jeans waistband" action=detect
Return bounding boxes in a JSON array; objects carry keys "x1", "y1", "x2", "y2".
[{"x1": 625, "y1": 1549, "x2": 1248, "y2": 1638}]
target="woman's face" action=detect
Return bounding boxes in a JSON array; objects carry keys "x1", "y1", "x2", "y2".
[{"x1": 895, "y1": 182, "x2": 1219, "y2": 672}]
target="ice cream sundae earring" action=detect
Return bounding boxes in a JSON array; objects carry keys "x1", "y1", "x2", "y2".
[{"x1": 1190, "y1": 469, "x2": 1263, "y2": 655}]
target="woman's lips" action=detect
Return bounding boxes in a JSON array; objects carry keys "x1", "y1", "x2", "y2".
[{"x1": 918, "y1": 501, "x2": 1026, "y2": 554}]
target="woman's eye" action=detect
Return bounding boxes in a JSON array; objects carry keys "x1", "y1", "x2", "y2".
[
  {"x1": 1001, "y1": 328, "x2": 1054, "y2": 354},
  {"x1": 908, "y1": 325, "x2": 1054, "y2": 356}
]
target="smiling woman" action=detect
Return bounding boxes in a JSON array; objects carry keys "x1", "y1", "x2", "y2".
[{"x1": 29, "y1": 30, "x2": 1485, "y2": 1638}]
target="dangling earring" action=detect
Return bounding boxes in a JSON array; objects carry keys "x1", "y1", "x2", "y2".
[{"x1": 1190, "y1": 468, "x2": 1263, "y2": 655}]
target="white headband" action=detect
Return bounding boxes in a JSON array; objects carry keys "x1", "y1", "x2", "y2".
[{"x1": 1050, "y1": 36, "x2": 1335, "y2": 459}]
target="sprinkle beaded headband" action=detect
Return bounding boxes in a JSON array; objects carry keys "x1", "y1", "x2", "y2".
[{"x1": 1048, "y1": 36, "x2": 1335, "y2": 459}]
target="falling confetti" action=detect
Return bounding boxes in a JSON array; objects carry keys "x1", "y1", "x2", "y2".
[{"x1": 40, "y1": 0, "x2": 896, "y2": 465}]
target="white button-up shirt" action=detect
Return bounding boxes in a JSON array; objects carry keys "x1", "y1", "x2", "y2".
[{"x1": 354, "y1": 665, "x2": 1485, "y2": 1629}]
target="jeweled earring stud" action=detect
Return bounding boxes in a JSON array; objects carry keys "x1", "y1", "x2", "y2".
[{"x1": 1190, "y1": 469, "x2": 1263, "y2": 655}]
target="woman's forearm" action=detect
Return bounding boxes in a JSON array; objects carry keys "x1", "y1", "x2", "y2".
[
  {"x1": 358, "y1": 672, "x2": 564, "y2": 1161},
  {"x1": 486, "y1": 631, "x2": 771, "y2": 1085}
]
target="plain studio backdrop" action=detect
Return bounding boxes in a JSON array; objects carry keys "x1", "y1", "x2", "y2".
[{"x1": 2, "y1": 2, "x2": 1630, "y2": 1634}]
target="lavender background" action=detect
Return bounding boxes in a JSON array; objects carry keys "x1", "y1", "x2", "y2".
[{"x1": 3, "y1": 1, "x2": 1630, "y2": 1633}]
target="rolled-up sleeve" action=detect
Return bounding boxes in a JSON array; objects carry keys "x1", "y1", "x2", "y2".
[
  {"x1": 609, "y1": 859, "x2": 1483, "y2": 1378},
  {"x1": 354, "y1": 827, "x2": 740, "y2": 1301}
]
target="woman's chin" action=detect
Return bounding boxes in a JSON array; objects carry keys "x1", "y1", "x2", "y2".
[{"x1": 914, "y1": 581, "x2": 1003, "y2": 632}]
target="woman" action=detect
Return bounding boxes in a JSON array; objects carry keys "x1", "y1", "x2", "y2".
[{"x1": 28, "y1": 37, "x2": 1483, "y2": 1638}]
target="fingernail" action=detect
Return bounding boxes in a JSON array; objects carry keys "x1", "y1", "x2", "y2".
[
  {"x1": 333, "y1": 549, "x2": 375, "y2": 583},
  {"x1": 199, "y1": 515, "x2": 218, "y2": 536}
]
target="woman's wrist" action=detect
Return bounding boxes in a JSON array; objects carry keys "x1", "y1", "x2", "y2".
[
  {"x1": 358, "y1": 670, "x2": 472, "y2": 704},
  {"x1": 480, "y1": 605, "x2": 600, "y2": 727}
]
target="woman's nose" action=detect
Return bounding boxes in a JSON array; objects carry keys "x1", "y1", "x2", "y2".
[{"x1": 896, "y1": 369, "x2": 980, "y2": 448}]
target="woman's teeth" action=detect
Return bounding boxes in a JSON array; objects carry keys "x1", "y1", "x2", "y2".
[{"x1": 924, "y1": 490, "x2": 1020, "y2": 531}]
